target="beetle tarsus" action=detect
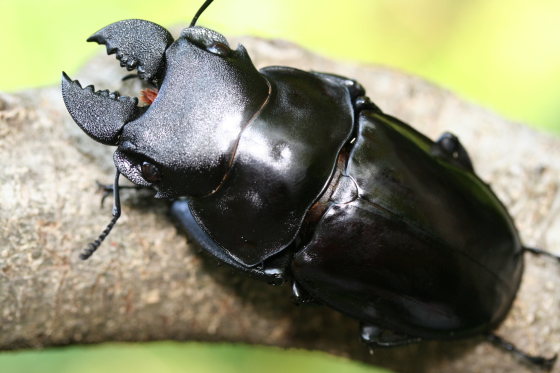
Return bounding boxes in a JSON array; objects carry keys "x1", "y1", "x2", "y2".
[
  {"x1": 97, "y1": 181, "x2": 113, "y2": 208},
  {"x1": 487, "y1": 333, "x2": 558, "y2": 369},
  {"x1": 524, "y1": 247, "x2": 560, "y2": 262},
  {"x1": 96, "y1": 181, "x2": 148, "y2": 208}
]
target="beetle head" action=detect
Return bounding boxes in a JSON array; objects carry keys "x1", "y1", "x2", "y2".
[{"x1": 62, "y1": 23, "x2": 270, "y2": 198}]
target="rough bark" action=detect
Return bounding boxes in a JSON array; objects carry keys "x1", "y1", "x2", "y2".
[{"x1": 1, "y1": 35, "x2": 560, "y2": 373}]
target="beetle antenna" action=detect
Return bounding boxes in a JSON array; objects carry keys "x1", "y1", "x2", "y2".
[
  {"x1": 190, "y1": 0, "x2": 214, "y2": 27},
  {"x1": 79, "y1": 170, "x2": 122, "y2": 260},
  {"x1": 524, "y1": 246, "x2": 560, "y2": 262}
]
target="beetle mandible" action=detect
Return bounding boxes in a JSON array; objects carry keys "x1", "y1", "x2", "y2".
[{"x1": 61, "y1": 0, "x2": 559, "y2": 367}]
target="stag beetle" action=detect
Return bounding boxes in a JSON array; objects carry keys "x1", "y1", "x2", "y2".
[{"x1": 61, "y1": 0, "x2": 558, "y2": 367}]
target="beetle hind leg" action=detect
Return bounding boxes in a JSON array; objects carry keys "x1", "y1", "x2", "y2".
[
  {"x1": 360, "y1": 323, "x2": 423, "y2": 347},
  {"x1": 487, "y1": 333, "x2": 557, "y2": 369},
  {"x1": 524, "y1": 246, "x2": 560, "y2": 262}
]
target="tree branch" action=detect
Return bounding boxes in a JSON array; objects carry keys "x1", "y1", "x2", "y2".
[{"x1": 1, "y1": 36, "x2": 559, "y2": 373}]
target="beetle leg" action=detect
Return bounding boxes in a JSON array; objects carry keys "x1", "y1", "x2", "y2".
[
  {"x1": 431, "y1": 132, "x2": 475, "y2": 172},
  {"x1": 487, "y1": 333, "x2": 557, "y2": 369},
  {"x1": 291, "y1": 281, "x2": 323, "y2": 307},
  {"x1": 360, "y1": 324, "x2": 422, "y2": 347},
  {"x1": 354, "y1": 96, "x2": 382, "y2": 113},
  {"x1": 95, "y1": 181, "x2": 151, "y2": 208},
  {"x1": 524, "y1": 246, "x2": 560, "y2": 262},
  {"x1": 261, "y1": 251, "x2": 294, "y2": 286},
  {"x1": 170, "y1": 200, "x2": 292, "y2": 285}
]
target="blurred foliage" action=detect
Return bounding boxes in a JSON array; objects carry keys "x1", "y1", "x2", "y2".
[
  {"x1": 0, "y1": 342, "x2": 391, "y2": 373},
  {"x1": 1, "y1": 1, "x2": 559, "y2": 372}
]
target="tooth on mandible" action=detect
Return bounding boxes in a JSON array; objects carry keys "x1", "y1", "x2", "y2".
[
  {"x1": 61, "y1": 72, "x2": 144, "y2": 146},
  {"x1": 87, "y1": 19, "x2": 174, "y2": 84}
]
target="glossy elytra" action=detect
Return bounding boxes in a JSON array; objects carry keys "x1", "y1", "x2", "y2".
[{"x1": 61, "y1": 0, "x2": 559, "y2": 368}]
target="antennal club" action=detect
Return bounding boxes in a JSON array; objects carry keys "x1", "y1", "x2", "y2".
[
  {"x1": 80, "y1": 170, "x2": 122, "y2": 260},
  {"x1": 190, "y1": 0, "x2": 215, "y2": 27}
]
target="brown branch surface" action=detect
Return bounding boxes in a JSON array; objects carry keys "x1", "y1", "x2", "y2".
[{"x1": 1, "y1": 35, "x2": 560, "y2": 373}]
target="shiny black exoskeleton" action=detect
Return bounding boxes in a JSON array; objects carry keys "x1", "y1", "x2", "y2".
[{"x1": 61, "y1": 0, "x2": 557, "y2": 367}]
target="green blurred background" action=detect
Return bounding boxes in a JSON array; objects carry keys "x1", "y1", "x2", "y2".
[
  {"x1": 1, "y1": 0, "x2": 559, "y2": 372},
  {"x1": 1, "y1": 0, "x2": 560, "y2": 133}
]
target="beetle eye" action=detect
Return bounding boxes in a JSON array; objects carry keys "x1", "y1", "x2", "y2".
[
  {"x1": 141, "y1": 161, "x2": 162, "y2": 183},
  {"x1": 207, "y1": 42, "x2": 231, "y2": 57}
]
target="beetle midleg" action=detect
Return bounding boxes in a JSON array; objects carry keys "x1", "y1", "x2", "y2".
[
  {"x1": 291, "y1": 281, "x2": 323, "y2": 307},
  {"x1": 430, "y1": 132, "x2": 474, "y2": 172}
]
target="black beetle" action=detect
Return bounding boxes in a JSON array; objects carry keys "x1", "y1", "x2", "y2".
[{"x1": 61, "y1": 0, "x2": 559, "y2": 367}]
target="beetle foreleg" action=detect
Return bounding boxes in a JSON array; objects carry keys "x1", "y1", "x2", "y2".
[
  {"x1": 96, "y1": 181, "x2": 148, "y2": 208},
  {"x1": 170, "y1": 200, "x2": 292, "y2": 285}
]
